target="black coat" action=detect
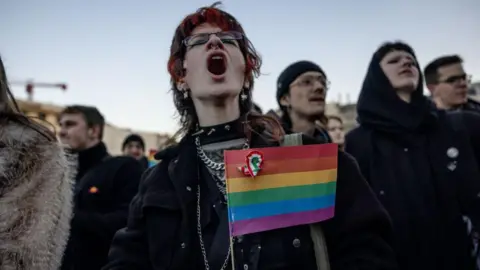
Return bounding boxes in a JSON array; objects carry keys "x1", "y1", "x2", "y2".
[
  {"x1": 345, "y1": 45, "x2": 480, "y2": 270},
  {"x1": 61, "y1": 143, "x2": 144, "y2": 270},
  {"x1": 103, "y1": 132, "x2": 397, "y2": 270}
]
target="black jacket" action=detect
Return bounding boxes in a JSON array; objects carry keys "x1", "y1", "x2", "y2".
[
  {"x1": 61, "y1": 142, "x2": 144, "y2": 270},
  {"x1": 103, "y1": 131, "x2": 397, "y2": 270},
  {"x1": 345, "y1": 47, "x2": 480, "y2": 270}
]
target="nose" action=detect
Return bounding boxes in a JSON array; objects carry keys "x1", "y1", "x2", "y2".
[
  {"x1": 206, "y1": 34, "x2": 225, "y2": 50},
  {"x1": 458, "y1": 78, "x2": 468, "y2": 87},
  {"x1": 312, "y1": 80, "x2": 326, "y2": 94},
  {"x1": 401, "y1": 57, "x2": 414, "y2": 67},
  {"x1": 59, "y1": 127, "x2": 67, "y2": 138}
]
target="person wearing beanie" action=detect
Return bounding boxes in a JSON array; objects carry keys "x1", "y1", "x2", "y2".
[
  {"x1": 276, "y1": 60, "x2": 331, "y2": 142},
  {"x1": 122, "y1": 134, "x2": 149, "y2": 170}
]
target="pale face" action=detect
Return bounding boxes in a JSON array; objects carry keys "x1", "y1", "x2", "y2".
[
  {"x1": 181, "y1": 23, "x2": 246, "y2": 103},
  {"x1": 281, "y1": 71, "x2": 328, "y2": 118},
  {"x1": 327, "y1": 118, "x2": 345, "y2": 145},
  {"x1": 430, "y1": 63, "x2": 469, "y2": 108},
  {"x1": 380, "y1": 50, "x2": 419, "y2": 92},
  {"x1": 58, "y1": 113, "x2": 98, "y2": 151},
  {"x1": 123, "y1": 141, "x2": 144, "y2": 160}
]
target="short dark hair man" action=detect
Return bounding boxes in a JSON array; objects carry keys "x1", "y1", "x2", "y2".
[
  {"x1": 424, "y1": 55, "x2": 480, "y2": 112},
  {"x1": 59, "y1": 105, "x2": 143, "y2": 270}
]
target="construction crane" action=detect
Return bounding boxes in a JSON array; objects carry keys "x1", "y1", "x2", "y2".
[{"x1": 9, "y1": 80, "x2": 67, "y2": 101}]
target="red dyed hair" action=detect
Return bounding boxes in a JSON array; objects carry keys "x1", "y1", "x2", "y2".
[
  {"x1": 167, "y1": 2, "x2": 260, "y2": 84},
  {"x1": 167, "y1": 2, "x2": 284, "y2": 141}
]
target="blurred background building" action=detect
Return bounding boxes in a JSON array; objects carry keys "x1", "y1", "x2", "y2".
[
  {"x1": 469, "y1": 81, "x2": 480, "y2": 102},
  {"x1": 17, "y1": 99, "x2": 174, "y2": 155}
]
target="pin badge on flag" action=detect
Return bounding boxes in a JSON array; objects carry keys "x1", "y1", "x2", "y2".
[
  {"x1": 224, "y1": 143, "x2": 338, "y2": 236},
  {"x1": 237, "y1": 150, "x2": 264, "y2": 177}
]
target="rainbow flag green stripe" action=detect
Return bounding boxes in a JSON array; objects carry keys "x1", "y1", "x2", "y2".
[{"x1": 228, "y1": 181, "x2": 336, "y2": 207}]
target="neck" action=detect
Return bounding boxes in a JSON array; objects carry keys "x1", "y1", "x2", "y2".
[
  {"x1": 289, "y1": 111, "x2": 316, "y2": 136},
  {"x1": 397, "y1": 91, "x2": 411, "y2": 103},
  {"x1": 194, "y1": 97, "x2": 240, "y2": 127},
  {"x1": 78, "y1": 141, "x2": 108, "y2": 170}
]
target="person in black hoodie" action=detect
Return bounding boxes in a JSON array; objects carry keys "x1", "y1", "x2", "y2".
[
  {"x1": 345, "y1": 41, "x2": 480, "y2": 270},
  {"x1": 122, "y1": 133, "x2": 149, "y2": 170},
  {"x1": 103, "y1": 3, "x2": 397, "y2": 270}
]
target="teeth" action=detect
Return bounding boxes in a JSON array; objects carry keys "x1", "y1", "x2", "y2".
[{"x1": 212, "y1": 56, "x2": 223, "y2": 60}]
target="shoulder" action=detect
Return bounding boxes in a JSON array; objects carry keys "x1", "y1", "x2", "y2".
[
  {"x1": 337, "y1": 150, "x2": 361, "y2": 172},
  {"x1": 154, "y1": 144, "x2": 181, "y2": 161},
  {"x1": 0, "y1": 121, "x2": 74, "y2": 207},
  {"x1": 136, "y1": 151, "x2": 176, "y2": 196},
  {"x1": 109, "y1": 155, "x2": 141, "y2": 168},
  {"x1": 0, "y1": 121, "x2": 73, "y2": 178},
  {"x1": 345, "y1": 126, "x2": 367, "y2": 141},
  {"x1": 459, "y1": 110, "x2": 480, "y2": 123}
]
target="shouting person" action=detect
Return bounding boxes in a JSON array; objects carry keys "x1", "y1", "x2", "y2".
[
  {"x1": 104, "y1": 3, "x2": 397, "y2": 270},
  {"x1": 0, "y1": 56, "x2": 74, "y2": 269},
  {"x1": 59, "y1": 105, "x2": 143, "y2": 270},
  {"x1": 345, "y1": 41, "x2": 480, "y2": 270}
]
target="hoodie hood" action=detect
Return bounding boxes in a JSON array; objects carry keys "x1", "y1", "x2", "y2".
[{"x1": 356, "y1": 42, "x2": 434, "y2": 134}]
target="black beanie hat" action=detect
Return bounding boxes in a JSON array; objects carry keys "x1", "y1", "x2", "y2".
[
  {"x1": 122, "y1": 134, "x2": 145, "y2": 150},
  {"x1": 276, "y1": 60, "x2": 325, "y2": 107}
]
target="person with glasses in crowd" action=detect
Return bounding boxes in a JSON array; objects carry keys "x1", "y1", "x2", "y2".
[
  {"x1": 424, "y1": 55, "x2": 480, "y2": 113},
  {"x1": 103, "y1": 3, "x2": 397, "y2": 270}
]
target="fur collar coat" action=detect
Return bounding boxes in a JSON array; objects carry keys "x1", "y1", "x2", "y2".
[{"x1": 0, "y1": 121, "x2": 74, "y2": 270}]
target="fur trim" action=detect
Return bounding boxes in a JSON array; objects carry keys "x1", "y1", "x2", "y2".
[{"x1": 0, "y1": 122, "x2": 75, "y2": 270}]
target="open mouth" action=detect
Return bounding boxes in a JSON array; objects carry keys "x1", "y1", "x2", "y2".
[
  {"x1": 207, "y1": 53, "x2": 227, "y2": 76},
  {"x1": 399, "y1": 69, "x2": 413, "y2": 76},
  {"x1": 309, "y1": 97, "x2": 325, "y2": 103}
]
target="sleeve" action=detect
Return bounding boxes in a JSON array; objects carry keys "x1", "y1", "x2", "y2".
[
  {"x1": 322, "y1": 152, "x2": 398, "y2": 270},
  {"x1": 101, "y1": 167, "x2": 155, "y2": 270},
  {"x1": 344, "y1": 128, "x2": 370, "y2": 181},
  {"x1": 72, "y1": 158, "x2": 144, "y2": 240},
  {"x1": 463, "y1": 111, "x2": 480, "y2": 169},
  {"x1": 457, "y1": 112, "x2": 480, "y2": 231}
]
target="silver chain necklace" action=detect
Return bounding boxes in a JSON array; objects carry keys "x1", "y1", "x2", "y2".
[
  {"x1": 194, "y1": 135, "x2": 250, "y2": 270},
  {"x1": 195, "y1": 136, "x2": 249, "y2": 171},
  {"x1": 195, "y1": 136, "x2": 226, "y2": 171},
  {"x1": 197, "y1": 185, "x2": 231, "y2": 270}
]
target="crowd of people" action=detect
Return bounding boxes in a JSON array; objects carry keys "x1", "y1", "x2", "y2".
[{"x1": 1, "y1": 2, "x2": 479, "y2": 270}]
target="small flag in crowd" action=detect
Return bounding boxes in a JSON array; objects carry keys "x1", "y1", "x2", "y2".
[
  {"x1": 224, "y1": 144, "x2": 338, "y2": 236},
  {"x1": 148, "y1": 149, "x2": 159, "y2": 168}
]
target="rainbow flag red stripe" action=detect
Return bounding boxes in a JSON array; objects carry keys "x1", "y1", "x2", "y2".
[{"x1": 224, "y1": 143, "x2": 338, "y2": 236}]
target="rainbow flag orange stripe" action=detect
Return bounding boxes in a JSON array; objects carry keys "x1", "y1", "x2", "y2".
[{"x1": 224, "y1": 143, "x2": 338, "y2": 236}]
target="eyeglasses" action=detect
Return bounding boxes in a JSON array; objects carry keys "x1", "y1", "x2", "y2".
[
  {"x1": 290, "y1": 75, "x2": 330, "y2": 90},
  {"x1": 183, "y1": 31, "x2": 244, "y2": 47},
  {"x1": 439, "y1": 74, "x2": 471, "y2": 85}
]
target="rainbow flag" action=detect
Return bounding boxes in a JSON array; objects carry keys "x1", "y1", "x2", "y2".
[
  {"x1": 148, "y1": 149, "x2": 159, "y2": 168},
  {"x1": 224, "y1": 143, "x2": 337, "y2": 236}
]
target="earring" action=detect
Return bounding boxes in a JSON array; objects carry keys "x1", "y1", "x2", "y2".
[
  {"x1": 183, "y1": 90, "x2": 189, "y2": 99},
  {"x1": 240, "y1": 89, "x2": 248, "y2": 101}
]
